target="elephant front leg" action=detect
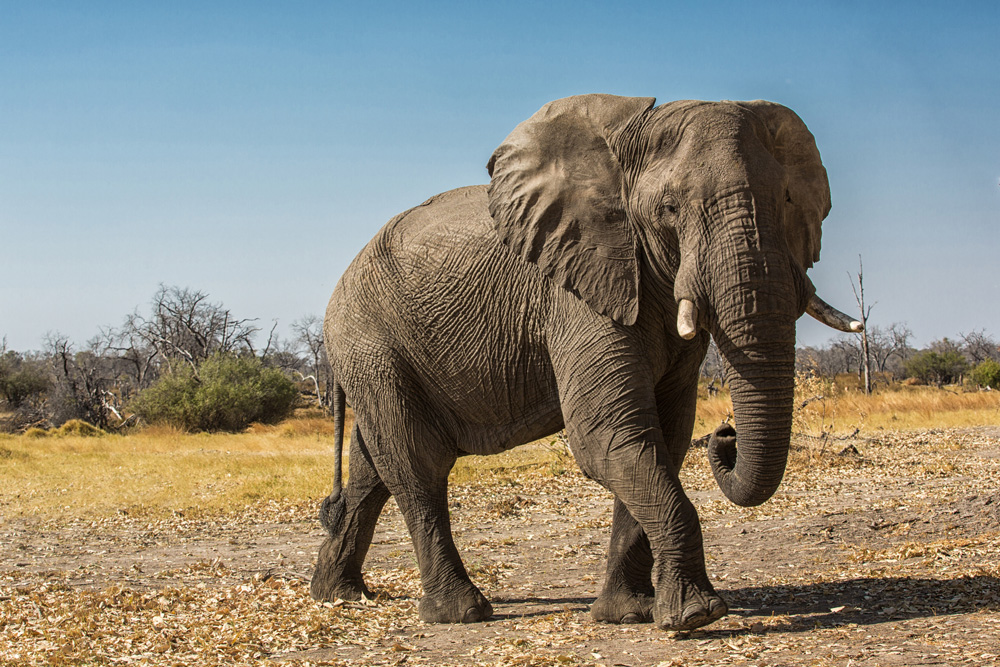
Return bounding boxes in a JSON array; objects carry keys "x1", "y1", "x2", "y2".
[
  {"x1": 572, "y1": 429, "x2": 727, "y2": 630},
  {"x1": 557, "y1": 359, "x2": 726, "y2": 629},
  {"x1": 585, "y1": 463, "x2": 725, "y2": 630},
  {"x1": 617, "y1": 461, "x2": 727, "y2": 631},
  {"x1": 647, "y1": 365, "x2": 728, "y2": 630},
  {"x1": 592, "y1": 498, "x2": 655, "y2": 624}
]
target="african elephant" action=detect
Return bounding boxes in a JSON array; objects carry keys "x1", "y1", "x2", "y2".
[{"x1": 310, "y1": 94, "x2": 860, "y2": 631}]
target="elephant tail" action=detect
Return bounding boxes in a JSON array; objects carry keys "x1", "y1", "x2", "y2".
[{"x1": 319, "y1": 381, "x2": 347, "y2": 536}]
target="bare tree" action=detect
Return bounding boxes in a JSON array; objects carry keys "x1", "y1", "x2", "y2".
[
  {"x1": 119, "y1": 285, "x2": 261, "y2": 376},
  {"x1": 835, "y1": 336, "x2": 862, "y2": 376},
  {"x1": 698, "y1": 337, "x2": 725, "y2": 390},
  {"x1": 887, "y1": 323, "x2": 913, "y2": 360},
  {"x1": 43, "y1": 334, "x2": 122, "y2": 428},
  {"x1": 960, "y1": 329, "x2": 999, "y2": 365},
  {"x1": 259, "y1": 320, "x2": 280, "y2": 361},
  {"x1": 850, "y1": 256, "x2": 874, "y2": 394},
  {"x1": 260, "y1": 334, "x2": 306, "y2": 374},
  {"x1": 798, "y1": 321, "x2": 911, "y2": 383},
  {"x1": 866, "y1": 324, "x2": 910, "y2": 380},
  {"x1": 292, "y1": 315, "x2": 333, "y2": 407},
  {"x1": 101, "y1": 324, "x2": 160, "y2": 397},
  {"x1": 865, "y1": 325, "x2": 892, "y2": 378}
]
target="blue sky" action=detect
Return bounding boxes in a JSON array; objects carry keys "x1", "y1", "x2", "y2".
[{"x1": 1, "y1": 1, "x2": 998, "y2": 351}]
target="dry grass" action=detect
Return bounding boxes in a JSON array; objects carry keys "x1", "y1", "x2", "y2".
[
  {"x1": 0, "y1": 414, "x2": 564, "y2": 524},
  {"x1": 694, "y1": 380, "x2": 1000, "y2": 437},
  {"x1": 3, "y1": 385, "x2": 997, "y2": 523},
  {"x1": 450, "y1": 434, "x2": 574, "y2": 485},
  {"x1": 0, "y1": 420, "x2": 570, "y2": 522},
  {"x1": 0, "y1": 419, "x2": 344, "y2": 521}
]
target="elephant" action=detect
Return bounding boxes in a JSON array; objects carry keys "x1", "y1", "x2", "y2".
[{"x1": 310, "y1": 94, "x2": 860, "y2": 631}]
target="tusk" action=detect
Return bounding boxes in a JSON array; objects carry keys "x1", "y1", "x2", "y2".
[
  {"x1": 806, "y1": 294, "x2": 864, "y2": 333},
  {"x1": 677, "y1": 299, "x2": 698, "y2": 340}
]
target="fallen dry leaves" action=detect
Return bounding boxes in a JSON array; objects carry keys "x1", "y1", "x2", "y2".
[{"x1": 2, "y1": 426, "x2": 999, "y2": 665}]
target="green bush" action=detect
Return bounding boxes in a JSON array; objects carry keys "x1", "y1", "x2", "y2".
[
  {"x1": 0, "y1": 359, "x2": 49, "y2": 408},
  {"x1": 971, "y1": 359, "x2": 1000, "y2": 389},
  {"x1": 131, "y1": 354, "x2": 298, "y2": 432},
  {"x1": 904, "y1": 350, "x2": 969, "y2": 386}
]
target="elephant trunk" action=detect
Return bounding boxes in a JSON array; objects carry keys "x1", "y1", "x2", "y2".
[
  {"x1": 682, "y1": 199, "x2": 799, "y2": 507},
  {"x1": 708, "y1": 339, "x2": 795, "y2": 507}
]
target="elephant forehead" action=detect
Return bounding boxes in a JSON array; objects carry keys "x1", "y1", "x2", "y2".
[
  {"x1": 647, "y1": 101, "x2": 750, "y2": 142},
  {"x1": 638, "y1": 111, "x2": 783, "y2": 198},
  {"x1": 638, "y1": 141, "x2": 756, "y2": 200}
]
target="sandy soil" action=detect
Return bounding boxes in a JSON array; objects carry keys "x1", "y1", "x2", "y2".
[{"x1": 2, "y1": 427, "x2": 999, "y2": 666}]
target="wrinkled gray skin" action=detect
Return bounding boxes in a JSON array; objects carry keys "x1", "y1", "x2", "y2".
[{"x1": 311, "y1": 95, "x2": 835, "y2": 631}]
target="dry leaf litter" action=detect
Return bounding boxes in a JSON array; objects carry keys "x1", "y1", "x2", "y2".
[{"x1": 2, "y1": 427, "x2": 999, "y2": 665}]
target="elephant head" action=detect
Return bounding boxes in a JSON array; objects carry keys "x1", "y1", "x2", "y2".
[{"x1": 487, "y1": 94, "x2": 859, "y2": 507}]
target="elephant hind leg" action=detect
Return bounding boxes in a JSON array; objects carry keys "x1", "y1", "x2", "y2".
[
  {"x1": 311, "y1": 424, "x2": 391, "y2": 602},
  {"x1": 396, "y1": 481, "x2": 494, "y2": 624},
  {"x1": 352, "y1": 359, "x2": 493, "y2": 623},
  {"x1": 374, "y1": 438, "x2": 493, "y2": 623}
]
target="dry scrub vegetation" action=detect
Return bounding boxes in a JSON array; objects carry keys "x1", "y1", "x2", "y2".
[
  {"x1": 2, "y1": 390, "x2": 999, "y2": 666},
  {"x1": 696, "y1": 379, "x2": 1000, "y2": 436}
]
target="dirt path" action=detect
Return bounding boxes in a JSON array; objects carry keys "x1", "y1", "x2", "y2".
[{"x1": 2, "y1": 427, "x2": 999, "y2": 666}]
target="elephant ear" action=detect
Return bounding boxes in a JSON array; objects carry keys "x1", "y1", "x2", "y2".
[
  {"x1": 486, "y1": 94, "x2": 656, "y2": 325},
  {"x1": 736, "y1": 101, "x2": 831, "y2": 270}
]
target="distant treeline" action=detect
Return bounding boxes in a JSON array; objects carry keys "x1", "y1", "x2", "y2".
[
  {"x1": 4, "y1": 290, "x2": 999, "y2": 434},
  {"x1": 699, "y1": 323, "x2": 1000, "y2": 391}
]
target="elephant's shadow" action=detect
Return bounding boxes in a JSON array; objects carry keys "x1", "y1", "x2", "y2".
[
  {"x1": 709, "y1": 575, "x2": 1000, "y2": 635},
  {"x1": 484, "y1": 575, "x2": 1000, "y2": 629}
]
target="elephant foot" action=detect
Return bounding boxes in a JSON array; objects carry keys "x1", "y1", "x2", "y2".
[
  {"x1": 310, "y1": 570, "x2": 371, "y2": 602},
  {"x1": 591, "y1": 589, "x2": 654, "y2": 624},
  {"x1": 654, "y1": 576, "x2": 728, "y2": 632},
  {"x1": 418, "y1": 587, "x2": 493, "y2": 624},
  {"x1": 310, "y1": 538, "x2": 371, "y2": 602}
]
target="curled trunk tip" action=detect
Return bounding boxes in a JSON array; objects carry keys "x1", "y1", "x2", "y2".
[{"x1": 707, "y1": 423, "x2": 784, "y2": 507}]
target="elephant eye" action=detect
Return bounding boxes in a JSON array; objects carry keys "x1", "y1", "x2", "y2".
[
  {"x1": 785, "y1": 192, "x2": 793, "y2": 204},
  {"x1": 664, "y1": 204, "x2": 678, "y2": 215}
]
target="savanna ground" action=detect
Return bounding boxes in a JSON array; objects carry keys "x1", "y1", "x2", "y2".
[{"x1": 2, "y1": 385, "x2": 999, "y2": 666}]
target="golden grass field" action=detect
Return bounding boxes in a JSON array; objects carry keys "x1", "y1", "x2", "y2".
[{"x1": 1, "y1": 384, "x2": 997, "y2": 521}]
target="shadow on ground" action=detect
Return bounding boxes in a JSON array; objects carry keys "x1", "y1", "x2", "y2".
[
  {"x1": 364, "y1": 575, "x2": 1000, "y2": 629},
  {"x1": 707, "y1": 574, "x2": 1000, "y2": 635}
]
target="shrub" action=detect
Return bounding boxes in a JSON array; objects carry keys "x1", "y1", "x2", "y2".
[
  {"x1": 131, "y1": 354, "x2": 298, "y2": 432},
  {"x1": 971, "y1": 359, "x2": 1000, "y2": 389},
  {"x1": 0, "y1": 359, "x2": 49, "y2": 408},
  {"x1": 904, "y1": 350, "x2": 969, "y2": 386}
]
